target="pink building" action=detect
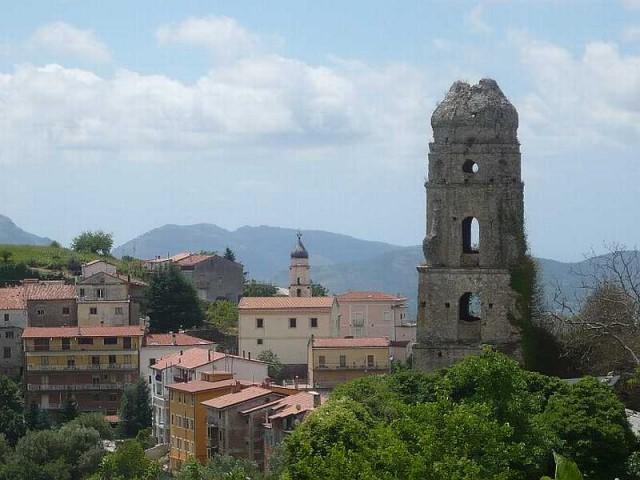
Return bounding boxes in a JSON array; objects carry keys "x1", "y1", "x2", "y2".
[{"x1": 336, "y1": 291, "x2": 414, "y2": 343}]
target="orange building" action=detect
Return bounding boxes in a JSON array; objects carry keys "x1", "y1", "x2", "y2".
[{"x1": 167, "y1": 379, "x2": 250, "y2": 472}]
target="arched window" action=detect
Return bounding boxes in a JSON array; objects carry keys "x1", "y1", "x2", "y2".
[
  {"x1": 296, "y1": 288, "x2": 301, "y2": 297},
  {"x1": 459, "y1": 292, "x2": 481, "y2": 322},
  {"x1": 462, "y1": 217, "x2": 480, "y2": 253},
  {"x1": 462, "y1": 159, "x2": 479, "y2": 174}
]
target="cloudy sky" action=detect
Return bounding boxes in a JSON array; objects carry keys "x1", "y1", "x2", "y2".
[{"x1": 1, "y1": 0, "x2": 639, "y2": 261}]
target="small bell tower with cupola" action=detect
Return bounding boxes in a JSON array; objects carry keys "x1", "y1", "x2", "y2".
[{"x1": 289, "y1": 232, "x2": 311, "y2": 298}]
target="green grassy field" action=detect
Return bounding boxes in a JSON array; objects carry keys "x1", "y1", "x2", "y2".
[{"x1": 0, "y1": 244, "x2": 123, "y2": 272}]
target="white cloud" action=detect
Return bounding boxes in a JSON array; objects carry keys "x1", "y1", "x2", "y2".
[
  {"x1": 156, "y1": 16, "x2": 261, "y2": 61},
  {"x1": 622, "y1": 25, "x2": 640, "y2": 42},
  {"x1": 513, "y1": 33, "x2": 640, "y2": 152},
  {"x1": 621, "y1": 0, "x2": 640, "y2": 9},
  {"x1": 0, "y1": 57, "x2": 432, "y2": 166},
  {"x1": 29, "y1": 22, "x2": 111, "y2": 63},
  {"x1": 466, "y1": 3, "x2": 493, "y2": 34}
]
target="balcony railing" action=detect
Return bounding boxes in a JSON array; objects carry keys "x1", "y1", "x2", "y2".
[
  {"x1": 316, "y1": 362, "x2": 387, "y2": 371},
  {"x1": 27, "y1": 363, "x2": 136, "y2": 372},
  {"x1": 27, "y1": 383, "x2": 125, "y2": 391}
]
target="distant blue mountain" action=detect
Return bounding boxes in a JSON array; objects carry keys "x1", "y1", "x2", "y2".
[{"x1": 0, "y1": 215, "x2": 52, "y2": 246}]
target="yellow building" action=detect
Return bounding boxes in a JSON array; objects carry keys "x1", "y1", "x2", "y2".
[
  {"x1": 22, "y1": 325, "x2": 144, "y2": 414},
  {"x1": 167, "y1": 379, "x2": 248, "y2": 472},
  {"x1": 307, "y1": 336, "x2": 391, "y2": 389}
]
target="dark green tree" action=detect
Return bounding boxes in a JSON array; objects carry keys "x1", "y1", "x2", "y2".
[
  {"x1": 0, "y1": 375, "x2": 25, "y2": 445},
  {"x1": 65, "y1": 413, "x2": 113, "y2": 440},
  {"x1": 0, "y1": 250, "x2": 12, "y2": 263},
  {"x1": 145, "y1": 263, "x2": 204, "y2": 332},
  {"x1": 60, "y1": 397, "x2": 78, "y2": 423},
  {"x1": 257, "y1": 349, "x2": 284, "y2": 381},
  {"x1": 243, "y1": 280, "x2": 277, "y2": 297},
  {"x1": 223, "y1": 247, "x2": 236, "y2": 262},
  {"x1": 24, "y1": 403, "x2": 51, "y2": 431},
  {"x1": 206, "y1": 300, "x2": 238, "y2": 334},
  {"x1": 118, "y1": 378, "x2": 152, "y2": 438},
  {"x1": 176, "y1": 455, "x2": 262, "y2": 480},
  {"x1": 71, "y1": 231, "x2": 113, "y2": 255},
  {"x1": 311, "y1": 282, "x2": 329, "y2": 297}
]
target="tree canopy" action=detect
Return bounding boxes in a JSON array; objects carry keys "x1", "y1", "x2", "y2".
[
  {"x1": 223, "y1": 247, "x2": 236, "y2": 262},
  {"x1": 145, "y1": 263, "x2": 204, "y2": 332},
  {"x1": 206, "y1": 300, "x2": 238, "y2": 334},
  {"x1": 277, "y1": 351, "x2": 637, "y2": 480},
  {"x1": 0, "y1": 375, "x2": 25, "y2": 445},
  {"x1": 311, "y1": 282, "x2": 329, "y2": 297},
  {"x1": 70, "y1": 231, "x2": 113, "y2": 256},
  {"x1": 243, "y1": 280, "x2": 277, "y2": 297},
  {"x1": 257, "y1": 349, "x2": 284, "y2": 381},
  {"x1": 118, "y1": 378, "x2": 152, "y2": 438}
]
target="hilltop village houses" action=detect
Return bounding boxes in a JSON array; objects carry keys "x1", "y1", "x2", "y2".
[{"x1": 0, "y1": 234, "x2": 417, "y2": 472}]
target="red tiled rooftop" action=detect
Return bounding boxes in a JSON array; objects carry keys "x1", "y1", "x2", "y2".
[
  {"x1": 146, "y1": 252, "x2": 192, "y2": 264},
  {"x1": 239, "y1": 296, "x2": 335, "y2": 310},
  {"x1": 151, "y1": 347, "x2": 225, "y2": 370},
  {"x1": 0, "y1": 286, "x2": 25, "y2": 310},
  {"x1": 201, "y1": 386, "x2": 273, "y2": 409},
  {"x1": 22, "y1": 325, "x2": 145, "y2": 338},
  {"x1": 145, "y1": 333, "x2": 213, "y2": 347},
  {"x1": 174, "y1": 254, "x2": 212, "y2": 267},
  {"x1": 268, "y1": 392, "x2": 319, "y2": 419},
  {"x1": 337, "y1": 291, "x2": 407, "y2": 302},
  {"x1": 166, "y1": 379, "x2": 243, "y2": 393},
  {"x1": 312, "y1": 337, "x2": 390, "y2": 348},
  {"x1": 23, "y1": 281, "x2": 76, "y2": 300}
]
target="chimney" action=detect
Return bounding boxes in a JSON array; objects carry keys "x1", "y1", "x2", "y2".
[
  {"x1": 310, "y1": 391, "x2": 321, "y2": 408},
  {"x1": 172, "y1": 332, "x2": 176, "y2": 345},
  {"x1": 179, "y1": 349, "x2": 183, "y2": 355},
  {"x1": 208, "y1": 349, "x2": 211, "y2": 361},
  {"x1": 294, "y1": 376, "x2": 299, "y2": 390}
]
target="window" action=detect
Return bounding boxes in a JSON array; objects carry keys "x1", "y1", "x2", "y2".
[
  {"x1": 296, "y1": 288, "x2": 301, "y2": 297},
  {"x1": 104, "y1": 337, "x2": 117, "y2": 345},
  {"x1": 36, "y1": 308, "x2": 45, "y2": 316},
  {"x1": 89, "y1": 307, "x2": 98, "y2": 315},
  {"x1": 256, "y1": 318, "x2": 264, "y2": 328},
  {"x1": 367, "y1": 355, "x2": 375, "y2": 368},
  {"x1": 310, "y1": 317, "x2": 318, "y2": 328},
  {"x1": 149, "y1": 358, "x2": 156, "y2": 366},
  {"x1": 3, "y1": 313, "x2": 9, "y2": 322},
  {"x1": 67, "y1": 358, "x2": 75, "y2": 367},
  {"x1": 383, "y1": 311, "x2": 391, "y2": 322},
  {"x1": 109, "y1": 355, "x2": 116, "y2": 364},
  {"x1": 462, "y1": 217, "x2": 480, "y2": 253},
  {"x1": 109, "y1": 393, "x2": 117, "y2": 402},
  {"x1": 92, "y1": 375, "x2": 100, "y2": 385},
  {"x1": 257, "y1": 339, "x2": 263, "y2": 345},
  {"x1": 41, "y1": 356, "x2": 49, "y2": 366},
  {"x1": 289, "y1": 318, "x2": 297, "y2": 328},
  {"x1": 297, "y1": 277, "x2": 301, "y2": 285},
  {"x1": 78, "y1": 338, "x2": 93, "y2": 345},
  {"x1": 248, "y1": 352, "x2": 251, "y2": 360},
  {"x1": 79, "y1": 288, "x2": 85, "y2": 297},
  {"x1": 339, "y1": 355, "x2": 346, "y2": 368},
  {"x1": 5, "y1": 331, "x2": 13, "y2": 339},
  {"x1": 462, "y1": 159, "x2": 479, "y2": 174},
  {"x1": 95, "y1": 288, "x2": 104, "y2": 299},
  {"x1": 114, "y1": 307, "x2": 123, "y2": 315},
  {"x1": 318, "y1": 355, "x2": 326, "y2": 368},
  {"x1": 61, "y1": 338, "x2": 70, "y2": 350},
  {"x1": 3, "y1": 347, "x2": 10, "y2": 359},
  {"x1": 92, "y1": 356, "x2": 100, "y2": 365},
  {"x1": 123, "y1": 337, "x2": 132, "y2": 349},
  {"x1": 352, "y1": 312, "x2": 364, "y2": 327},
  {"x1": 62, "y1": 307, "x2": 70, "y2": 315},
  {"x1": 459, "y1": 292, "x2": 481, "y2": 322}
]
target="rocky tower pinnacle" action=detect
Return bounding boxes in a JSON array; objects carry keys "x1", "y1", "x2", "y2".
[{"x1": 414, "y1": 79, "x2": 524, "y2": 371}]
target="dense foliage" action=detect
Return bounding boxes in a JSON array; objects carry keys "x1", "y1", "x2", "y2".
[
  {"x1": 118, "y1": 378, "x2": 152, "y2": 438},
  {"x1": 0, "y1": 376, "x2": 25, "y2": 445},
  {"x1": 223, "y1": 247, "x2": 236, "y2": 262},
  {"x1": 278, "y1": 351, "x2": 637, "y2": 480},
  {"x1": 257, "y1": 349, "x2": 284, "y2": 381},
  {"x1": 88, "y1": 439, "x2": 159, "y2": 480},
  {"x1": 176, "y1": 456, "x2": 262, "y2": 480},
  {"x1": 146, "y1": 263, "x2": 204, "y2": 332},
  {"x1": 206, "y1": 300, "x2": 238, "y2": 334},
  {"x1": 71, "y1": 231, "x2": 114, "y2": 256},
  {"x1": 311, "y1": 282, "x2": 329, "y2": 297},
  {"x1": 243, "y1": 280, "x2": 277, "y2": 297}
]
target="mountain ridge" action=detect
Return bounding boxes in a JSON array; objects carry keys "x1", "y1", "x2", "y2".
[{"x1": 0, "y1": 214, "x2": 52, "y2": 246}]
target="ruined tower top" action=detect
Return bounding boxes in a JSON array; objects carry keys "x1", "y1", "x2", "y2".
[{"x1": 431, "y1": 78, "x2": 518, "y2": 145}]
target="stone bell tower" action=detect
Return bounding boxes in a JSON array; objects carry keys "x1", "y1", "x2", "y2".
[
  {"x1": 413, "y1": 79, "x2": 525, "y2": 371},
  {"x1": 289, "y1": 232, "x2": 312, "y2": 298}
]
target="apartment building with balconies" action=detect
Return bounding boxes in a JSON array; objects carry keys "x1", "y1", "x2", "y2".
[
  {"x1": 0, "y1": 286, "x2": 27, "y2": 377},
  {"x1": 307, "y1": 336, "x2": 391, "y2": 389},
  {"x1": 22, "y1": 325, "x2": 144, "y2": 414}
]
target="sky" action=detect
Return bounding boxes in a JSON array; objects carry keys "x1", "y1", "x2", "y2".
[{"x1": 1, "y1": 0, "x2": 639, "y2": 262}]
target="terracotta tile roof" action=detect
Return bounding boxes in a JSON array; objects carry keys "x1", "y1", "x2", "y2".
[
  {"x1": 312, "y1": 336, "x2": 390, "y2": 348},
  {"x1": 145, "y1": 333, "x2": 213, "y2": 347},
  {"x1": 0, "y1": 286, "x2": 25, "y2": 310},
  {"x1": 146, "y1": 252, "x2": 192, "y2": 264},
  {"x1": 24, "y1": 281, "x2": 76, "y2": 301},
  {"x1": 174, "y1": 254, "x2": 212, "y2": 267},
  {"x1": 390, "y1": 340, "x2": 411, "y2": 347},
  {"x1": 201, "y1": 386, "x2": 273, "y2": 409},
  {"x1": 268, "y1": 392, "x2": 318, "y2": 420},
  {"x1": 337, "y1": 291, "x2": 407, "y2": 302},
  {"x1": 166, "y1": 379, "x2": 241, "y2": 393},
  {"x1": 117, "y1": 274, "x2": 147, "y2": 287},
  {"x1": 239, "y1": 296, "x2": 335, "y2": 310},
  {"x1": 151, "y1": 347, "x2": 224, "y2": 370},
  {"x1": 22, "y1": 325, "x2": 145, "y2": 338}
]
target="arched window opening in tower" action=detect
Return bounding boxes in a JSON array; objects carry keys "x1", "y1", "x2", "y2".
[
  {"x1": 459, "y1": 292, "x2": 481, "y2": 322},
  {"x1": 462, "y1": 217, "x2": 480, "y2": 253},
  {"x1": 462, "y1": 159, "x2": 479, "y2": 174}
]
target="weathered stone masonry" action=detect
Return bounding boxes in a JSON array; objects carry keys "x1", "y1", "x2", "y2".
[{"x1": 414, "y1": 79, "x2": 525, "y2": 371}]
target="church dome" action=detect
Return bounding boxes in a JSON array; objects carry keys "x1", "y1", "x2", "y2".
[
  {"x1": 431, "y1": 78, "x2": 518, "y2": 144},
  {"x1": 291, "y1": 233, "x2": 309, "y2": 259}
]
